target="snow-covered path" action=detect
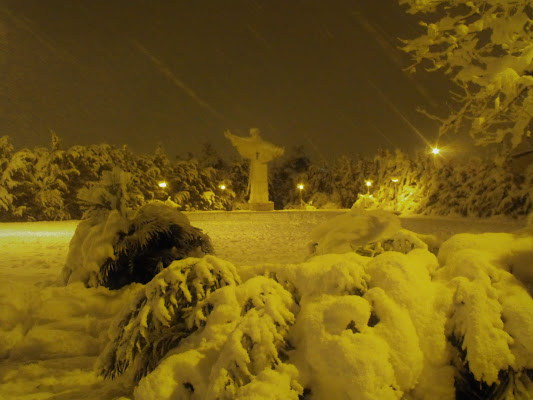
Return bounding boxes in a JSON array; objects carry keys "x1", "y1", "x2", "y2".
[
  {"x1": 187, "y1": 211, "x2": 524, "y2": 265},
  {"x1": 0, "y1": 211, "x2": 523, "y2": 276},
  {"x1": 0, "y1": 211, "x2": 527, "y2": 400}
]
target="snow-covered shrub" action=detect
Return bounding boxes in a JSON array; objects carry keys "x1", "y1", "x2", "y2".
[
  {"x1": 0, "y1": 185, "x2": 13, "y2": 216},
  {"x1": 1, "y1": 148, "x2": 39, "y2": 220},
  {"x1": 202, "y1": 276, "x2": 299, "y2": 399},
  {"x1": 61, "y1": 168, "x2": 138, "y2": 286},
  {"x1": 308, "y1": 208, "x2": 438, "y2": 257},
  {"x1": 62, "y1": 208, "x2": 129, "y2": 287},
  {"x1": 353, "y1": 193, "x2": 379, "y2": 210},
  {"x1": 435, "y1": 234, "x2": 533, "y2": 399},
  {"x1": 291, "y1": 288, "x2": 422, "y2": 400},
  {"x1": 94, "y1": 222, "x2": 533, "y2": 400},
  {"x1": 366, "y1": 151, "x2": 532, "y2": 218},
  {"x1": 0, "y1": 136, "x2": 15, "y2": 219},
  {"x1": 100, "y1": 202, "x2": 214, "y2": 289},
  {"x1": 0, "y1": 136, "x2": 244, "y2": 221},
  {"x1": 1, "y1": 133, "x2": 87, "y2": 221},
  {"x1": 62, "y1": 169, "x2": 213, "y2": 289},
  {"x1": 303, "y1": 210, "x2": 533, "y2": 398},
  {"x1": 308, "y1": 208, "x2": 402, "y2": 256},
  {"x1": 244, "y1": 252, "x2": 430, "y2": 399},
  {"x1": 121, "y1": 253, "x2": 374, "y2": 399},
  {"x1": 97, "y1": 256, "x2": 240, "y2": 382},
  {"x1": 77, "y1": 167, "x2": 140, "y2": 219},
  {"x1": 169, "y1": 159, "x2": 234, "y2": 211},
  {"x1": 355, "y1": 229, "x2": 439, "y2": 257},
  {"x1": 98, "y1": 256, "x2": 302, "y2": 400}
]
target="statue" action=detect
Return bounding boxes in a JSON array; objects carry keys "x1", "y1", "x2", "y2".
[{"x1": 225, "y1": 128, "x2": 284, "y2": 211}]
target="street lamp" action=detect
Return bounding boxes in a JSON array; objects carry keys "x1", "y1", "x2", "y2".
[
  {"x1": 365, "y1": 180, "x2": 372, "y2": 194},
  {"x1": 219, "y1": 184, "x2": 226, "y2": 190},
  {"x1": 431, "y1": 147, "x2": 440, "y2": 155},
  {"x1": 158, "y1": 181, "x2": 167, "y2": 188},
  {"x1": 297, "y1": 183, "x2": 304, "y2": 206}
]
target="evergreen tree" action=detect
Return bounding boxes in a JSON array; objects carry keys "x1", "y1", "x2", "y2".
[
  {"x1": 63, "y1": 168, "x2": 214, "y2": 288},
  {"x1": 270, "y1": 146, "x2": 311, "y2": 208}
]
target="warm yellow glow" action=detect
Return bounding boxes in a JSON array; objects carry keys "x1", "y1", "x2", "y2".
[
  {"x1": 0, "y1": 221, "x2": 77, "y2": 238},
  {"x1": 365, "y1": 181, "x2": 372, "y2": 187},
  {"x1": 432, "y1": 147, "x2": 440, "y2": 155},
  {"x1": 391, "y1": 178, "x2": 399, "y2": 183},
  {"x1": 158, "y1": 181, "x2": 167, "y2": 188},
  {"x1": 219, "y1": 184, "x2": 226, "y2": 190},
  {"x1": 297, "y1": 184, "x2": 304, "y2": 190}
]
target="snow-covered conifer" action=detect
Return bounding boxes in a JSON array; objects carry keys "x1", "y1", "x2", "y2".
[
  {"x1": 437, "y1": 233, "x2": 533, "y2": 399},
  {"x1": 63, "y1": 168, "x2": 213, "y2": 288},
  {"x1": 97, "y1": 256, "x2": 240, "y2": 383}
]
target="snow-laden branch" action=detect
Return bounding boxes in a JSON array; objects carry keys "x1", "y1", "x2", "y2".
[{"x1": 400, "y1": 0, "x2": 533, "y2": 158}]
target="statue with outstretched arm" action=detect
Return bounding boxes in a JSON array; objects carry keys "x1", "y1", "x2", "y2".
[{"x1": 225, "y1": 128, "x2": 284, "y2": 210}]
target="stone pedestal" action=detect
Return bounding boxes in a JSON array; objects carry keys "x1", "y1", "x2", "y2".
[
  {"x1": 249, "y1": 161, "x2": 269, "y2": 203},
  {"x1": 249, "y1": 201, "x2": 275, "y2": 211}
]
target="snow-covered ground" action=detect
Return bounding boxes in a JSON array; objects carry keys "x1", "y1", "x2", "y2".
[{"x1": 0, "y1": 211, "x2": 528, "y2": 400}]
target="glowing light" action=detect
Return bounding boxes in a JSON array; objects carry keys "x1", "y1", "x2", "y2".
[
  {"x1": 365, "y1": 181, "x2": 372, "y2": 187},
  {"x1": 0, "y1": 222, "x2": 77, "y2": 238},
  {"x1": 219, "y1": 184, "x2": 226, "y2": 190},
  {"x1": 432, "y1": 147, "x2": 440, "y2": 155},
  {"x1": 297, "y1": 184, "x2": 304, "y2": 190},
  {"x1": 391, "y1": 178, "x2": 399, "y2": 183},
  {"x1": 158, "y1": 181, "x2": 167, "y2": 188}
]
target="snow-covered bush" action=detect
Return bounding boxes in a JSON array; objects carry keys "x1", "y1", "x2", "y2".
[
  {"x1": 98, "y1": 256, "x2": 302, "y2": 400},
  {"x1": 309, "y1": 208, "x2": 439, "y2": 256},
  {"x1": 102, "y1": 202, "x2": 214, "y2": 289},
  {"x1": 309, "y1": 208, "x2": 402, "y2": 255},
  {"x1": 62, "y1": 169, "x2": 213, "y2": 289},
  {"x1": 354, "y1": 150, "x2": 532, "y2": 218},
  {"x1": 0, "y1": 136, "x2": 243, "y2": 221},
  {"x1": 0, "y1": 185, "x2": 13, "y2": 216},
  {"x1": 126, "y1": 250, "x2": 435, "y2": 400},
  {"x1": 93, "y1": 208, "x2": 533, "y2": 400},
  {"x1": 97, "y1": 256, "x2": 240, "y2": 382},
  {"x1": 1, "y1": 147, "x2": 39, "y2": 220},
  {"x1": 436, "y1": 232, "x2": 533, "y2": 399}
]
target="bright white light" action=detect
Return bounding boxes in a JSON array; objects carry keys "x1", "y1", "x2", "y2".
[
  {"x1": 158, "y1": 181, "x2": 167, "y2": 188},
  {"x1": 365, "y1": 181, "x2": 372, "y2": 187},
  {"x1": 297, "y1": 184, "x2": 304, "y2": 190},
  {"x1": 432, "y1": 147, "x2": 440, "y2": 155},
  {"x1": 391, "y1": 178, "x2": 399, "y2": 183},
  {"x1": 219, "y1": 184, "x2": 226, "y2": 190}
]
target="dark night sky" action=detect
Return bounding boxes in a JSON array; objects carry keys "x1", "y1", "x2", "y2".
[{"x1": 1, "y1": 0, "x2": 453, "y2": 160}]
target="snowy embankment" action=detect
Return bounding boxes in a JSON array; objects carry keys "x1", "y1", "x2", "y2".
[{"x1": 0, "y1": 211, "x2": 529, "y2": 400}]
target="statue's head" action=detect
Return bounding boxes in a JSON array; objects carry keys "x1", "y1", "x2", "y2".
[{"x1": 250, "y1": 128, "x2": 260, "y2": 138}]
